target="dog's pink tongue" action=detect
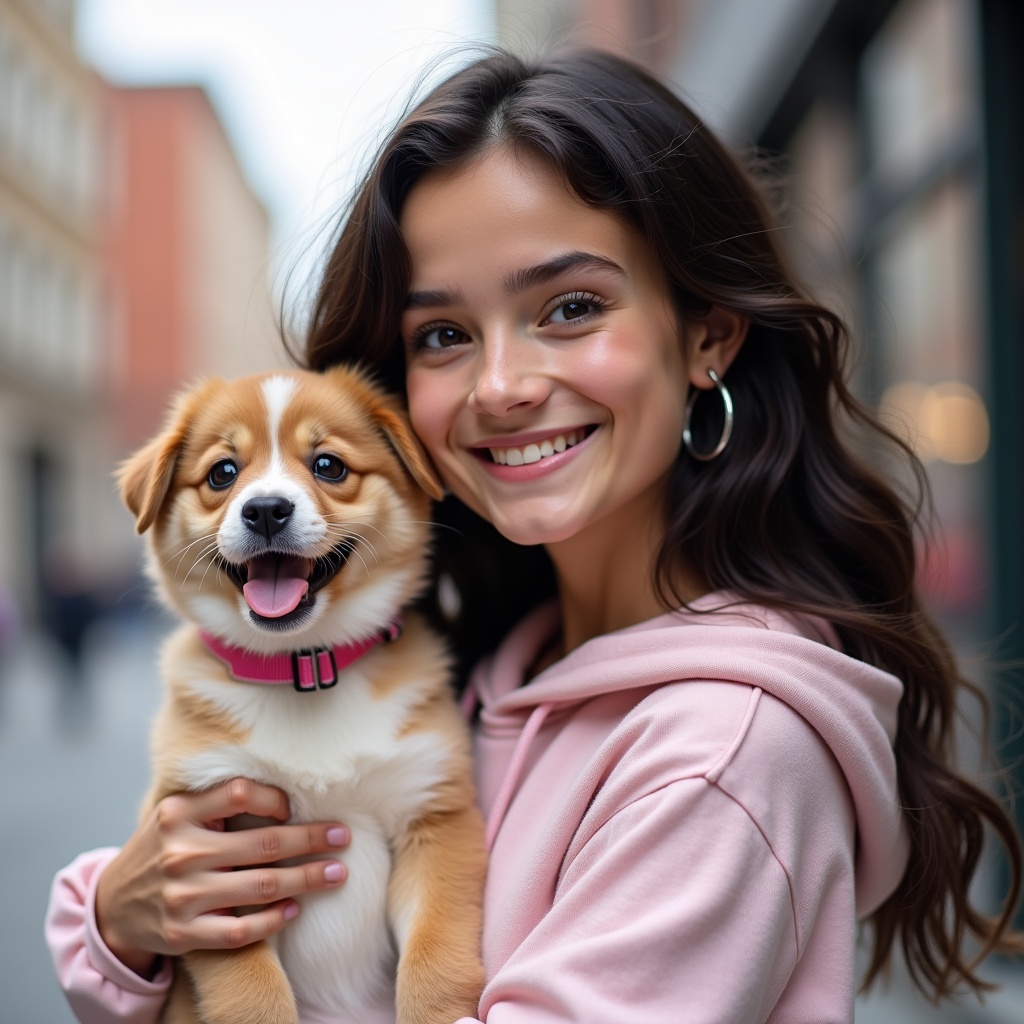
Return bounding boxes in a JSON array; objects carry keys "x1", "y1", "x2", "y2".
[{"x1": 242, "y1": 556, "x2": 310, "y2": 618}]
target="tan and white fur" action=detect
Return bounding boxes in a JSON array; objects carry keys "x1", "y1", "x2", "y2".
[{"x1": 119, "y1": 367, "x2": 486, "y2": 1024}]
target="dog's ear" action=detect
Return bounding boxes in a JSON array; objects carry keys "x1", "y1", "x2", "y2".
[
  {"x1": 117, "y1": 380, "x2": 212, "y2": 534},
  {"x1": 370, "y1": 395, "x2": 445, "y2": 502}
]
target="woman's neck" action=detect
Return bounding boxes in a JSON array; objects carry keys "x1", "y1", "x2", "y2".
[{"x1": 544, "y1": 483, "x2": 707, "y2": 658}]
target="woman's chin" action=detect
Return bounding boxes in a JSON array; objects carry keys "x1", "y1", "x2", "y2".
[{"x1": 488, "y1": 509, "x2": 589, "y2": 549}]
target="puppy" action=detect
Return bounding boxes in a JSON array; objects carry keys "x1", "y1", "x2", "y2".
[{"x1": 118, "y1": 367, "x2": 486, "y2": 1024}]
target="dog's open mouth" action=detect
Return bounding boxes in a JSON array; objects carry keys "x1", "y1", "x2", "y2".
[{"x1": 221, "y1": 544, "x2": 353, "y2": 627}]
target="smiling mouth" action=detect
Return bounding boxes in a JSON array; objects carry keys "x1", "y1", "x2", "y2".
[
  {"x1": 483, "y1": 425, "x2": 597, "y2": 465},
  {"x1": 220, "y1": 543, "x2": 353, "y2": 630}
]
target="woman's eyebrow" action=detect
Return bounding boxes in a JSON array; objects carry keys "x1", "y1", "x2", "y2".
[
  {"x1": 405, "y1": 287, "x2": 465, "y2": 310},
  {"x1": 404, "y1": 252, "x2": 624, "y2": 309},
  {"x1": 502, "y1": 251, "x2": 625, "y2": 295}
]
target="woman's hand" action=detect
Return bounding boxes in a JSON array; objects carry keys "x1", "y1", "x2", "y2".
[{"x1": 95, "y1": 778, "x2": 350, "y2": 978}]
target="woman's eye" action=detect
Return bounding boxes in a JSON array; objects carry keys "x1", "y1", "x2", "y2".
[
  {"x1": 313, "y1": 454, "x2": 348, "y2": 481},
  {"x1": 416, "y1": 325, "x2": 470, "y2": 350},
  {"x1": 207, "y1": 459, "x2": 238, "y2": 489},
  {"x1": 546, "y1": 294, "x2": 602, "y2": 324}
]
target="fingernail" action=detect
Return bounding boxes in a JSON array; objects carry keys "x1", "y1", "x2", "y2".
[
  {"x1": 324, "y1": 861, "x2": 346, "y2": 883},
  {"x1": 283, "y1": 902, "x2": 299, "y2": 921},
  {"x1": 326, "y1": 826, "x2": 349, "y2": 847}
]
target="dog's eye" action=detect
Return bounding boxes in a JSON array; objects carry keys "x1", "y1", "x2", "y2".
[
  {"x1": 313, "y1": 455, "x2": 348, "y2": 481},
  {"x1": 207, "y1": 459, "x2": 239, "y2": 489}
]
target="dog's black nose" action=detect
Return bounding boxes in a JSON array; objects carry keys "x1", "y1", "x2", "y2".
[{"x1": 241, "y1": 496, "x2": 294, "y2": 540}]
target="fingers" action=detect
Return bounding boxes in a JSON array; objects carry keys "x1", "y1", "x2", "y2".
[
  {"x1": 159, "y1": 818, "x2": 350, "y2": 877},
  {"x1": 166, "y1": 900, "x2": 302, "y2": 955},
  {"x1": 182, "y1": 778, "x2": 293, "y2": 826},
  {"x1": 220, "y1": 821, "x2": 351, "y2": 868},
  {"x1": 176, "y1": 859, "x2": 349, "y2": 920},
  {"x1": 97, "y1": 783, "x2": 353, "y2": 965}
]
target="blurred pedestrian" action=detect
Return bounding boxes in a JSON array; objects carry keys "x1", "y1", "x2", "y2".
[
  {"x1": 39, "y1": 543, "x2": 100, "y2": 730},
  {"x1": 0, "y1": 577, "x2": 21, "y2": 679}
]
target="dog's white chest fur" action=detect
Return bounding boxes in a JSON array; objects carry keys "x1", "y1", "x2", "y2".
[{"x1": 167, "y1": 637, "x2": 452, "y2": 1016}]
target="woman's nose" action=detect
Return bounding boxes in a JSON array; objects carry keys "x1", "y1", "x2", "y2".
[{"x1": 467, "y1": 334, "x2": 549, "y2": 416}]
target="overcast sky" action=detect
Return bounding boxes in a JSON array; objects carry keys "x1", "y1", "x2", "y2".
[{"x1": 77, "y1": 0, "x2": 495, "y2": 283}]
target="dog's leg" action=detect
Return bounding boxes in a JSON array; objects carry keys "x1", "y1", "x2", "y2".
[
  {"x1": 180, "y1": 943, "x2": 299, "y2": 1024},
  {"x1": 389, "y1": 798, "x2": 487, "y2": 1024}
]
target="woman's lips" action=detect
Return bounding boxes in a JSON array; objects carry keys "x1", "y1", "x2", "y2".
[
  {"x1": 472, "y1": 425, "x2": 598, "y2": 480},
  {"x1": 489, "y1": 428, "x2": 587, "y2": 466}
]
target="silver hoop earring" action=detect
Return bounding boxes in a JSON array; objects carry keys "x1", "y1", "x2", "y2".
[{"x1": 682, "y1": 368, "x2": 734, "y2": 461}]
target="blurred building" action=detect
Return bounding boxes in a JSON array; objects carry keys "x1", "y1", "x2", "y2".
[
  {"x1": 0, "y1": 0, "x2": 284, "y2": 622},
  {"x1": 104, "y1": 85, "x2": 284, "y2": 452},
  {"x1": 712, "y1": 0, "x2": 1024, "y2": 947},
  {"x1": 496, "y1": 0, "x2": 1024, "y2": 985},
  {"x1": 0, "y1": 0, "x2": 107, "y2": 617}
]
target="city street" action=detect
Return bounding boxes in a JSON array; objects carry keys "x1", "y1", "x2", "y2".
[{"x1": 1, "y1": 614, "x2": 1021, "y2": 1023}]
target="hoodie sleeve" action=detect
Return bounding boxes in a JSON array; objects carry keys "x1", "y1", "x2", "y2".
[
  {"x1": 46, "y1": 848, "x2": 172, "y2": 1024},
  {"x1": 457, "y1": 777, "x2": 800, "y2": 1024}
]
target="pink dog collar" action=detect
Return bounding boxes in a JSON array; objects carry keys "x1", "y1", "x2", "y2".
[{"x1": 199, "y1": 620, "x2": 402, "y2": 692}]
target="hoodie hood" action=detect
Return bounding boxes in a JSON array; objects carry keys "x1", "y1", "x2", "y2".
[{"x1": 468, "y1": 596, "x2": 909, "y2": 917}]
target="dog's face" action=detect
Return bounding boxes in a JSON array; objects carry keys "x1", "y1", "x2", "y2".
[{"x1": 119, "y1": 367, "x2": 442, "y2": 653}]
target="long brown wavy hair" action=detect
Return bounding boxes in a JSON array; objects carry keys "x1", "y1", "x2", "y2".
[{"x1": 302, "y1": 48, "x2": 1022, "y2": 999}]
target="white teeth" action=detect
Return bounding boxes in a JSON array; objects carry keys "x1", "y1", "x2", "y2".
[{"x1": 488, "y1": 429, "x2": 587, "y2": 467}]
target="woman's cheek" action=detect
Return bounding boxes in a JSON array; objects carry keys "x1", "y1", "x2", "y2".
[{"x1": 407, "y1": 378, "x2": 457, "y2": 474}]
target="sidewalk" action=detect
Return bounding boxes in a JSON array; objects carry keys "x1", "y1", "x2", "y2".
[{"x1": 0, "y1": 613, "x2": 168, "y2": 1024}]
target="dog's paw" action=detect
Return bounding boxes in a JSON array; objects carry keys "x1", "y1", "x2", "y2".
[
  {"x1": 396, "y1": 954, "x2": 485, "y2": 1024},
  {"x1": 198, "y1": 988, "x2": 300, "y2": 1024},
  {"x1": 184, "y1": 945, "x2": 300, "y2": 1024}
]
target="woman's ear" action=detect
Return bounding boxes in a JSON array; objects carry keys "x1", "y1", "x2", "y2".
[{"x1": 683, "y1": 306, "x2": 749, "y2": 388}]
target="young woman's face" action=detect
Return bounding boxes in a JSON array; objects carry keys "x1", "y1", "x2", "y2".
[{"x1": 401, "y1": 148, "x2": 693, "y2": 548}]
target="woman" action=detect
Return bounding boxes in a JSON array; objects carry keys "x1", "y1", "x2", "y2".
[{"x1": 48, "y1": 48, "x2": 1021, "y2": 1022}]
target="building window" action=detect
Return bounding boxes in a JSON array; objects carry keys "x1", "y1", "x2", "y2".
[
  {"x1": 8, "y1": 49, "x2": 29, "y2": 162},
  {"x1": 859, "y1": 0, "x2": 985, "y2": 631},
  {"x1": 0, "y1": 222, "x2": 11, "y2": 352},
  {"x1": 784, "y1": 0, "x2": 986, "y2": 635},
  {"x1": 0, "y1": 32, "x2": 12, "y2": 151},
  {"x1": 9, "y1": 236, "x2": 28, "y2": 364}
]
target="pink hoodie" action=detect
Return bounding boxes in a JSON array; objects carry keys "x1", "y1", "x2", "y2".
[{"x1": 47, "y1": 596, "x2": 909, "y2": 1023}]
